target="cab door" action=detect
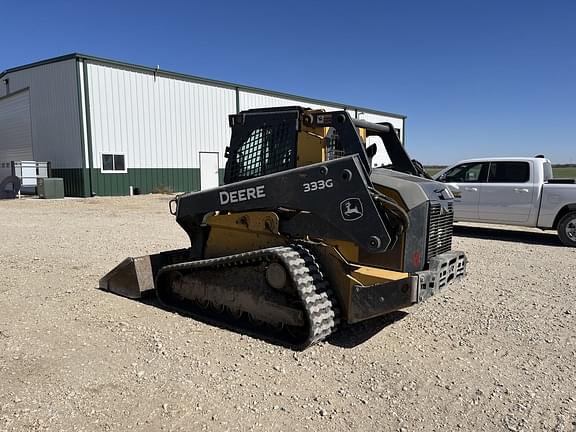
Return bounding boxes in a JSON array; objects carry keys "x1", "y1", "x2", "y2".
[
  {"x1": 478, "y1": 161, "x2": 535, "y2": 223},
  {"x1": 437, "y1": 162, "x2": 489, "y2": 221}
]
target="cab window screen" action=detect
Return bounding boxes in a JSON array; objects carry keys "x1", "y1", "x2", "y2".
[
  {"x1": 227, "y1": 122, "x2": 295, "y2": 182},
  {"x1": 488, "y1": 162, "x2": 530, "y2": 183}
]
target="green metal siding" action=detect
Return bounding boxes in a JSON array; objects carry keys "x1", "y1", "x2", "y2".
[
  {"x1": 90, "y1": 168, "x2": 203, "y2": 196},
  {"x1": 49, "y1": 167, "x2": 226, "y2": 197},
  {"x1": 51, "y1": 168, "x2": 89, "y2": 197}
]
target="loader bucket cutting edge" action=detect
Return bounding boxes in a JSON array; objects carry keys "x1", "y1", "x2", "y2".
[{"x1": 99, "y1": 255, "x2": 156, "y2": 299}]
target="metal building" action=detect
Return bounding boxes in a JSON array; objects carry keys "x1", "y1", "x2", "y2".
[{"x1": 0, "y1": 54, "x2": 406, "y2": 197}]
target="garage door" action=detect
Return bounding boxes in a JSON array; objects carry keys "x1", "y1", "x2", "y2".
[{"x1": 0, "y1": 89, "x2": 33, "y2": 178}]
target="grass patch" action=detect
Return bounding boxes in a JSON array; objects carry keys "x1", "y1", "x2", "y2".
[
  {"x1": 553, "y1": 167, "x2": 576, "y2": 178},
  {"x1": 425, "y1": 167, "x2": 444, "y2": 176},
  {"x1": 151, "y1": 185, "x2": 174, "y2": 194}
]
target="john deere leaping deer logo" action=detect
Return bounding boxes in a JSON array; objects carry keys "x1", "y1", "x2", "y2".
[{"x1": 340, "y1": 198, "x2": 364, "y2": 221}]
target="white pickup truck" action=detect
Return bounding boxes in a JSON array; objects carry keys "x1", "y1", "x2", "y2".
[{"x1": 433, "y1": 157, "x2": 576, "y2": 247}]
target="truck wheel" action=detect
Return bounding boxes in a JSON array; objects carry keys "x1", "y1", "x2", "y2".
[{"x1": 557, "y1": 211, "x2": 576, "y2": 247}]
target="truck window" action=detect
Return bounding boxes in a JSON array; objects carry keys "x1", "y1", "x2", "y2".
[
  {"x1": 488, "y1": 162, "x2": 530, "y2": 183},
  {"x1": 543, "y1": 161, "x2": 553, "y2": 181},
  {"x1": 443, "y1": 162, "x2": 487, "y2": 183}
]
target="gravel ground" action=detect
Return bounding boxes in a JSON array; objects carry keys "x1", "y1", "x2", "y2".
[{"x1": 1, "y1": 195, "x2": 575, "y2": 432}]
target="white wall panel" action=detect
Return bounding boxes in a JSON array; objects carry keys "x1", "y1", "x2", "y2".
[
  {"x1": 86, "y1": 63, "x2": 236, "y2": 169},
  {"x1": 239, "y1": 91, "x2": 343, "y2": 112},
  {"x1": 0, "y1": 60, "x2": 82, "y2": 167}
]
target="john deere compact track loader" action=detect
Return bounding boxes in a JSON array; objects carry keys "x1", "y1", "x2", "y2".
[{"x1": 100, "y1": 107, "x2": 467, "y2": 349}]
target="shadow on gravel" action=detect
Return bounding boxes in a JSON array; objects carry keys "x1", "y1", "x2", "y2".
[
  {"x1": 453, "y1": 225, "x2": 562, "y2": 247},
  {"x1": 327, "y1": 311, "x2": 408, "y2": 349},
  {"x1": 131, "y1": 294, "x2": 324, "y2": 350},
  {"x1": 108, "y1": 291, "x2": 409, "y2": 350},
  {"x1": 137, "y1": 294, "x2": 171, "y2": 311}
]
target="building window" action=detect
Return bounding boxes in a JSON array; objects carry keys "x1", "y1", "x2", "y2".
[{"x1": 101, "y1": 153, "x2": 126, "y2": 173}]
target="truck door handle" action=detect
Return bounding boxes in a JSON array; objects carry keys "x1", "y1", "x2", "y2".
[
  {"x1": 513, "y1": 188, "x2": 529, "y2": 193},
  {"x1": 464, "y1": 187, "x2": 478, "y2": 191}
]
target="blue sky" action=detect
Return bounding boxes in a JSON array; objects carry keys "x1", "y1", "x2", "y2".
[{"x1": 1, "y1": 0, "x2": 574, "y2": 164}]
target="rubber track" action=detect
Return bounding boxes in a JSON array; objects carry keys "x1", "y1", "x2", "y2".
[{"x1": 155, "y1": 245, "x2": 339, "y2": 350}]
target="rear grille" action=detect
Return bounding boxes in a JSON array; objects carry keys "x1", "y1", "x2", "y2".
[{"x1": 427, "y1": 202, "x2": 454, "y2": 259}]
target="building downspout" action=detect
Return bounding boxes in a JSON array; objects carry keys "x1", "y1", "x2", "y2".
[
  {"x1": 74, "y1": 59, "x2": 89, "y2": 196},
  {"x1": 235, "y1": 87, "x2": 240, "y2": 113},
  {"x1": 82, "y1": 60, "x2": 94, "y2": 196}
]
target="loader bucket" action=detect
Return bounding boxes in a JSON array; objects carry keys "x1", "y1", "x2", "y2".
[
  {"x1": 99, "y1": 256, "x2": 156, "y2": 299},
  {"x1": 99, "y1": 248, "x2": 190, "y2": 299}
]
